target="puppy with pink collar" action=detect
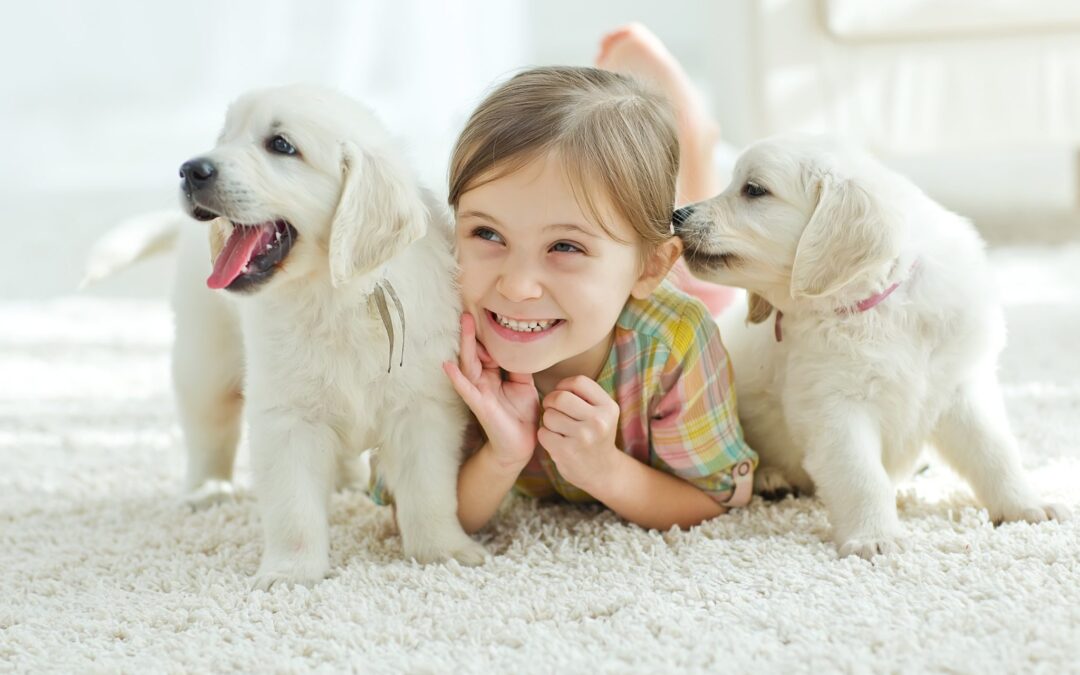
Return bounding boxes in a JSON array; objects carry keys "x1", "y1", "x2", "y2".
[{"x1": 677, "y1": 135, "x2": 1069, "y2": 558}]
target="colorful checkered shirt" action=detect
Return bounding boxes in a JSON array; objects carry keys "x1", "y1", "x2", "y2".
[{"x1": 514, "y1": 281, "x2": 757, "y2": 506}]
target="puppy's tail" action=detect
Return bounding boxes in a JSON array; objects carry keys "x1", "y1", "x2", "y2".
[{"x1": 80, "y1": 210, "x2": 187, "y2": 289}]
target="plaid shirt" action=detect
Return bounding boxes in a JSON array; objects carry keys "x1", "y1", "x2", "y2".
[{"x1": 515, "y1": 282, "x2": 757, "y2": 506}]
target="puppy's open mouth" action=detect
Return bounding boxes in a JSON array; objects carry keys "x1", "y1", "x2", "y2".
[{"x1": 207, "y1": 219, "x2": 298, "y2": 292}]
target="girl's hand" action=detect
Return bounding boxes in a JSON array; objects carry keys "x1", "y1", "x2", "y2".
[
  {"x1": 443, "y1": 313, "x2": 539, "y2": 470},
  {"x1": 537, "y1": 375, "x2": 621, "y2": 494}
]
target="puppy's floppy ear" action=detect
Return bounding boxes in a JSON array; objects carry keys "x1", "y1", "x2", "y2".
[
  {"x1": 329, "y1": 141, "x2": 428, "y2": 287},
  {"x1": 790, "y1": 174, "x2": 903, "y2": 299},
  {"x1": 746, "y1": 292, "x2": 774, "y2": 324}
]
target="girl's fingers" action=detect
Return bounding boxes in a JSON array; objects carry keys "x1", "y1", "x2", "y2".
[
  {"x1": 475, "y1": 340, "x2": 497, "y2": 369},
  {"x1": 541, "y1": 408, "x2": 578, "y2": 436},
  {"x1": 541, "y1": 389, "x2": 592, "y2": 421},
  {"x1": 458, "y1": 313, "x2": 482, "y2": 381},
  {"x1": 553, "y1": 375, "x2": 613, "y2": 408},
  {"x1": 442, "y1": 361, "x2": 481, "y2": 410},
  {"x1": 537, "y1": 427, "x2": 568, "y2": 456}
]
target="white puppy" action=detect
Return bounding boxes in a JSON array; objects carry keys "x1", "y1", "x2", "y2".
[
  {"x1": 91, "y1": 85, "x2": 486, "y2": 587},
  {"x1": 676, "y1": 135, "x2": 1068, "y2": 558}
]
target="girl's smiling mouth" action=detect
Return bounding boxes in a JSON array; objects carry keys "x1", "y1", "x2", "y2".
[{"x1": 486, "y1": 310, "x2": 565, "y2": 342}]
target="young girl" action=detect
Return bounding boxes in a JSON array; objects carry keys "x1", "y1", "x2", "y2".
[{"x1": 443, "y1": 66, "x2": 757, "y2": 533}]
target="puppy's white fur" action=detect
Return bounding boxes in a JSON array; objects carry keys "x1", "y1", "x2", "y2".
[
  {"x1": 680, "y1": 135, "x2": 1068, "y2": 558},
  {"x1": 94, "y1": 85, "x2": 485, "y2": 587}
]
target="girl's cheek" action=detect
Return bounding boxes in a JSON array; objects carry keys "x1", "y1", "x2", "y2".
[
  {"x1": 458, "y1": 240, "x2": 500, "y2": 265},
  {"x1": 547, "y1": 253, "x2": 592, "y2": 274},
  {"x1": 458, "y1": 244, "x2": 506, "y2": 290}
]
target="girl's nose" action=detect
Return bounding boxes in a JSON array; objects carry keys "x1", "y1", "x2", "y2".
[{"x1": 495, "y1": 259, "x2": 543, "y2": 302}]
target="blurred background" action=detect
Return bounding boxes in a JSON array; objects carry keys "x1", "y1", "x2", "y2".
[{"x1": 3, "y1": 0, "x2": 1079, "y2": 300}]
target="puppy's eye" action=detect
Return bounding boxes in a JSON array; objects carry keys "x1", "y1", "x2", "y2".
[
  {"x1": 267, "y1": 135, "x2": 298, "y2": 156},
  {"x1": 743, "y1": 182, "x2": 768, "y2": 198}
]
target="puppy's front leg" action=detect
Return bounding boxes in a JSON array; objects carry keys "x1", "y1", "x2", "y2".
[
  {"x1": 932, "y1": 372, "x2": 1069, "y2": 524},
  {"x1": 799, "y1": 407, "x2": 904, "y2": 559},
  {"x1": 379, "y1": 397, "x2": 487, "y2": 566},
  {"x1": 250, "y1": 415, "x2": 338, "y2": 590}
]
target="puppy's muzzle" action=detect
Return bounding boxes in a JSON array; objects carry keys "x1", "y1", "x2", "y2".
[
  {"x1": 672, "y1": 205, "x2": 695, "y2": 232},
  {"x1": 674, "y1": 202, "x2": 735, "y2": 272},
  {"x1": 672, "y1": 203, "x2": 709, "y2": 246},
  {"x1": 180, "y1": 158, "x2": 217, "y2": 191},
  {"x1": 179, "y1": 157, "x2": 220, "y2": 221}
]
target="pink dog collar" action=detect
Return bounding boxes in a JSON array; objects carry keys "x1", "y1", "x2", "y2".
[
  {"x1": 844, "y1": 279, "x2": 903, "y2": 314},
  {"x1": 774, "y1": 261, "x2": 918, "y2": 342}
]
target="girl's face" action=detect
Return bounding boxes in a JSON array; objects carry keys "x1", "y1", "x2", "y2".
[{"x1": 455, "y1": 153, "x2": 652, "y2": 377}]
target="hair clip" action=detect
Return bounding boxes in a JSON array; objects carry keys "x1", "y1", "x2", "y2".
[{"x1": 668, "y1": 220, "x2": 675, "y2": 236}]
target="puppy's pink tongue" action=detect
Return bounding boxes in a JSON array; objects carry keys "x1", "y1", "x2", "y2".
[{"x1": 207, "y1": 225, "x2": 272, "y2": 289}]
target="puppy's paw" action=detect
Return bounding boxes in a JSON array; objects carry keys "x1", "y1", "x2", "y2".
[
  {"x1": 252, "y1": 557, "x2": 329, "y2": 591},
  {"x1": 837, "y1": 534, "x2": 903, "y2": 561},
  {"x1": 183, "y1": 479, "x2": 235, "y2": 510},
  {"x1": 446, "y1": 538, "x2": 489, "y2": 567},
  {"x1": 992, "y1": 502, "x2": 1071, "y2": 525},
  {"x1": 1046, "y1": 503, "x2": 1072, "y2": 521},
  {"x1": 755, "y1": 467, "x2": 796, "y2": 501},
  {"x1": 405, "y1": 532, "x2": 488, "y2": 567}
]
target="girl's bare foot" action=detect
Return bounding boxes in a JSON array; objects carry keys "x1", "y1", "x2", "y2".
[
  {"x1": 596, "y1": 22, "x2": 723, "y2": 204},
  {"x1": 597, "y1": 23, "x2": 735, "y2": 315}
]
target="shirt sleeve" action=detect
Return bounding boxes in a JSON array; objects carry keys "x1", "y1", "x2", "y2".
[{"x1": 649, "y1": 300, "x2": 758, "y2": 507}]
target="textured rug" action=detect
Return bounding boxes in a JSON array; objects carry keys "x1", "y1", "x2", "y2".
[{"x1": 2, "y1": 244, "x2": 1079, "y2": 673}]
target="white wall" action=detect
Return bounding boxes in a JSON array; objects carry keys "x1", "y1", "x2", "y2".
[{"x1": 1, "y1": 0, "x2": 528, "y2": 194}]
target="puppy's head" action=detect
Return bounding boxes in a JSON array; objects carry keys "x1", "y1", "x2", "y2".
[
  {"x1": 180, "y1": 84, "x2": 427, "y2": 294},
  {"x1": 677, "y1": 136, "x2": 906, "y2": 318}
]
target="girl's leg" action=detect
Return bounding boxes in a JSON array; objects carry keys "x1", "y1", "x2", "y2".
[{"x1": 596, "y1": 22, "x2": 736, "y2": 315}]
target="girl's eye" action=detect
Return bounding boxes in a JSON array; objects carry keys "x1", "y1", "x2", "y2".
[
  {"x1": 743, "y1": 181, "x2": 768, "y2": 198},
  {"x1": 473, "y1": 227, "x2": 504, "y2": 244},
  {"x1": 267, "y1": 134, "x2": 298, "y2": 156},
  {"x1": 551, "y1": 241, "x2": 583, "y2": 254}
]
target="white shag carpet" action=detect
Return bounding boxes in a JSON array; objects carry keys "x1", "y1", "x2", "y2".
[{"x1": 2, "y1": 245, "x2": 1079, "y2": 673}]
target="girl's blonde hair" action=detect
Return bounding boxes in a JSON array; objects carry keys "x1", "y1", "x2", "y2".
[{"x1": 448, "y1": 66, "x2": 679, "y2": 252}]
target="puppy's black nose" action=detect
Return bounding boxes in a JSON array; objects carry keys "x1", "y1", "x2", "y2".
[
  {"x1": 671, "y1": 205, "x2": 695, "y2": 231},
  {"x1": 179, "y1": 158, "x2": 216, "y2": 190}
]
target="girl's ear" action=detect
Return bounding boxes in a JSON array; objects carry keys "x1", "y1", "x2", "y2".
[{"x1": 631, "y1": 237, "x2": 684, "y2": 299}]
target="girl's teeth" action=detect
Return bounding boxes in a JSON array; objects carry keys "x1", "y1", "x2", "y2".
[{"x1": 496, "y1": 314, "x2": 556, "y2": 332}]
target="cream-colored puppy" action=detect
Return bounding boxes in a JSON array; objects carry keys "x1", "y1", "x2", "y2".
[
  {"x1": 676, "y1": 135, "x2": 1068, "y2": 558},
  {"x1": 93, "y1": 85, "x2": 486, "y2": 588}
]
